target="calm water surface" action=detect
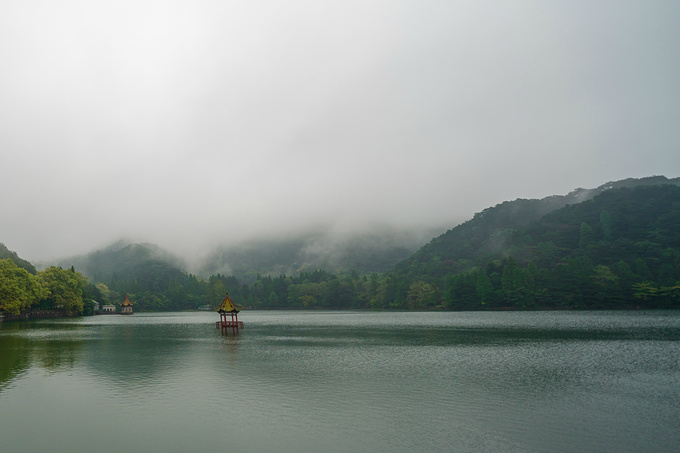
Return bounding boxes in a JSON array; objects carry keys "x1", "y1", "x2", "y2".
[{"x1": 1, "y1": 310, "x2": 679, "y2": 453}]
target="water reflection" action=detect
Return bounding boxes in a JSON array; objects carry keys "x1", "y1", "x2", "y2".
[
  {"x1": 0, "y1": 326, "x2": 31, "y2": 390},
  {"x1": 2, "y1": 310, "x2": 678, "y2": 392},
  {"x1": 1, "y1": 311, "x2": 678, "y2": 453},
  {"x1": 0, "y1": 321, "x2": 85, "y2": 391}
]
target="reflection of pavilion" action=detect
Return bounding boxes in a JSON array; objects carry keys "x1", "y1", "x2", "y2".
[
  {"x1": 120, "y1": 295, "x2": 135, "y2": 315},
  {"x1": 215, "y1": 292, "x2": 243, "y2": 335}
]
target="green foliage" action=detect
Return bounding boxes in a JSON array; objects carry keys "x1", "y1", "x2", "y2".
[
  {"x1": 389, "y1": 184, "x2": 680, "y2": 310},
  {"x1": 5, "y1": 179, "x2": 679, "y2": 314},
  {"x1": 95, "y1": 283, "x2": 111, "y2": 303},
  {"x1": 407, "y1": 280, "x2": 439, "y2": 309},
  {"x1": 0, "y1": 259, "x2": 43, "y2": 314},
  {"x1": 37, "y1": 266, "x2": 86, "y2": 315}
]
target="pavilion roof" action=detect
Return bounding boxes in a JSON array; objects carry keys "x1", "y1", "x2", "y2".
[
  {"x1": 120, "y1": 295, "x2": 134, "y2": 306},
  {"x1": 217, "y1": 293, "x2": 242, "y2": 313}
]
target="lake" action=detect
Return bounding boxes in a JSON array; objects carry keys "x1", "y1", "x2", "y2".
[{"x1": 1, "y1": 310, "x2": 678, "y2": 452}]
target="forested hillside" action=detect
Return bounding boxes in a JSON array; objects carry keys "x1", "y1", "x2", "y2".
[
  {"x1": 3, "y1": 177, "x2": 679, "y2": 314},
  {"x1": 393, "y1": 176, "x2": 680, "y2": 282},
  {"x1": 199, "y1": 226, "x2": 432, "y2": 282},
  {"x1": 0, "y1": 243, "x2": 37, "y2": 274},
  {"x1": 391, "y1": 184, "x2": 680, "y2": 309},
  {"x1": 55, "y1": 242, "x2": 206, "y2": 311},
  {"x1": 1, "y1": 253, "x2": 102, "y2": 316}
]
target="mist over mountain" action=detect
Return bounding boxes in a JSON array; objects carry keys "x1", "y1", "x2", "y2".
[
  {"x1": 4, "y1": 175, "x2": 679, "y2": 312},
  {"x1": 198, "y1": 225, "x2": 439, "y2": 282},
  {"x1": 393, "y1": 175, "x2": 680, "y2": 286},
  {"x1": 42, "y1": 240, "x2": 186, "y2": 281},
  {"x1": 32, "y1": 176, "x2": 679, "y2": 286},
  {"x1": 42, "y1": 225, "x2": 438, "y2": 284}
]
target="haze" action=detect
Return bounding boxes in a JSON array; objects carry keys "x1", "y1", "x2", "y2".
[{"x1": 1, "y1": 0, "x2": 679, "y2": 262}]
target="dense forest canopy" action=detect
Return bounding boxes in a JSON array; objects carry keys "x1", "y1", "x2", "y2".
[
  {"x1": 2, "y1": 178, "x2": 679, "y2": 316},
  {"x1": 0, "y1": 260, "x2": 98, "y2": 316}
]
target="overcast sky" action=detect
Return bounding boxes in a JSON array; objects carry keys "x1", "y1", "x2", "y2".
[{"x1": 1, "y1": 0, "x2": 679, "y2": 262}]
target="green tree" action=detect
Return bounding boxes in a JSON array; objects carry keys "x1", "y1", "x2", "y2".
[
  {"x1": 82, "y1": 281, "x2": 104, "y2": 315},
  {"x1": 632, "y1": 282, "x2": 658, "y2": 307},
  {"x1": 267, "y1": 291, "x2": 280, "y2": 308},
  {"x1": 591, "y1": 264, "x2": 619, "y2": 306},
  {"x1": 287, "y1": 282, "x2": 322, "y2": 308},
  {"x1": 444, "y1": 273, "x2": 478, "y2": 310},
  {"x1": 475, "y1": 271, "x2": 494, "y2": 306},
  {"x1": 323, "y1": 278, "x2": 355, "y2": 309},
  {"x1": 407, "y1": 280, "x2": 438, "y2": 309},
  {"x1": 95, "y1": 282, "x2": 111, "y2": 303},
  {"x1": 599, "y1": 210, "x2": 612, "y2": 241},
  {"x1": 37, "y1": 266, "x2": 85, "y2": 315},
  {"x1": 579, "y1": 222, "x2": 595, "y2": 249},
  {"x1": 501, "y1": 257, "x2": 527, "y2": 307},
  {"x1": 0, "y1": 259, "x2": 43, "y2": 315},
  {"x1": 658, "y1": 285, "x2": 680, "y2": 308}
]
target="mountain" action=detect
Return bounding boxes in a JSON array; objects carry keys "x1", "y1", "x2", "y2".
[
  {"x1": 393, "y1": 176, "x2": 680, "y2": 283},
  {"x1": 0, "y1": 243, "x2": 37, "y2": 274},
  {"x1": 198, "y1": 226, "x2": 437, "y2": 282},
  {"x1": 6, "y1": 175, "x2": 679, "y2": 312},
  {"x1": 384, "y1": 179, "x2": 680, "y2": 310},
  {"x1": 32, "y1": 227, "x2": 436, "y2": 310},
  {"x1": 49, "y1": 239, "x2": 187, "y2": 282},
  {"x1": 48, "y1": 240, "x2": 207, "y2": 311}
]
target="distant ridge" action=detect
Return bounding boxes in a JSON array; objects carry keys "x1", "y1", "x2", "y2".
[
  {"x1": 44, "y1": 239, "x2": 187, "y2": 281},
  {"x1": 4, "y1": 175, "x2": 678, "y2": 311},
  {"x1": 198, "y1": 226, "x2": 437, "y2": 283},
  {"x1": 33, "y1": 175, "x2": 680, "y2": 287},
  {"x1": 392, "y1": 175, "x2": 680, "y2": 282},
  {"x1": 0, "y1": 243, "x2": 37, "y2": 274}
]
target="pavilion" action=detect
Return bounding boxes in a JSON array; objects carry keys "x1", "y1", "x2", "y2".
[
  {"x1": 120, "y1": 295, "x2": 135, "y2": 315},
  {"x1": 215, "y1": 292, "x2": 243, "y2": 333}
]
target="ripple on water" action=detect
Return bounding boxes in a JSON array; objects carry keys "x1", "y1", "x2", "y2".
[{"x1": 1, "y1": 310, "x2": 678, "y2": 453}]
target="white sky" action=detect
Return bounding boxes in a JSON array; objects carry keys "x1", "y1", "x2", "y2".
[{"x1": 1, "y1": 0, "x2": 679, "y2": 261}]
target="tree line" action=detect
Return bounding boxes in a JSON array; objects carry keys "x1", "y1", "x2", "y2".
[
  {"x1": 390, "y1": 185, "x2": 680, "y2": 309},
  {"x1": 99, "y1": 250, "x2": 680, "y2": 312},
  {"x1": 0, "y1": 260, "x2": 98, "y2": 316},
  {"x1": 2, "y1": 185, "x2": 679, "y2": 315}
]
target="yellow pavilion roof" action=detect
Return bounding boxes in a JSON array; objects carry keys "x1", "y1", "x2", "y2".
[
  {"x1": 120, "y1": 295, "x2": 134, "y2": 306},
  {"x1": 216, "y1": 292, "x2": 242, "y2": 313}
]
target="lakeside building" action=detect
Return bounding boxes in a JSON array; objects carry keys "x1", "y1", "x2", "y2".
[
  {"x1": 120, "y1": 295, "x2": 134, "y2": 315},
  {"x1": 102, "y1": 304, "x2": 116, "y2": 313}
]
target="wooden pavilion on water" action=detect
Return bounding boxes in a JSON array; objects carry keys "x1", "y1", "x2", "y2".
[
  {"x1": 120, "y1": 295, "x2": 135, "y2": 315},
  {"x1": 215, "y1": 292, "x2": 243, "y2": 335}
]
